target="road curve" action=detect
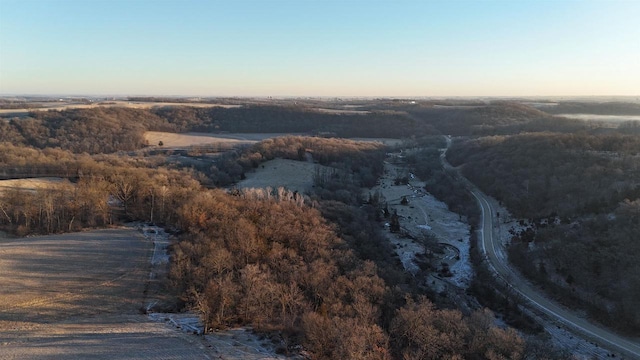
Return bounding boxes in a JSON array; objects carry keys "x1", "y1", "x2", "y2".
[
  {"x1": 440, "y1": 136, "x2": 640, "y2": 357},
  {"x1": 443, "y1": 137, "x2": 640, "y2": 358}
]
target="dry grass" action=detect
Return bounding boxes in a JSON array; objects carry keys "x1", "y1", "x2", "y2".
[
  {"x1": 143, "y1": 132, "x2": 400, "y2": 150},
  {"x1": 0, "y1": 229, "x2": 222, "y2": 359},
  {"x1": 0, "y1": 177, "x2": 65, "y2": 192},
  {"x1": 143, "y1": 131, "x2": 300, "y2": 148},
  {"x1": 0, "y1": 229, "x2": 150, "y2": 321},
  {"x1": 0, "y1": 228, "x2": 287, "y2": 359}
]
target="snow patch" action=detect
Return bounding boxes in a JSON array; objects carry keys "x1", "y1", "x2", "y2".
[
  {"x1": 417, "y1": 194, "x2": 473, "y2": 288},
  {"x1": 389, "y1": 237, "x2": 424, "y2": 276},
  {"x1": 149, "y1": 313, "x2": 290, "y2": 359}
]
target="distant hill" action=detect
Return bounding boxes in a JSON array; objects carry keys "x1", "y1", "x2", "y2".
[{"x1": 541, "y1": 101, "x2": 640, "y2": 116}]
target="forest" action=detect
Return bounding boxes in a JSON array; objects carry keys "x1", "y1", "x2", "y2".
[
  {"x1": 3, "y1": 99, "x2": 638, "y2": 357},
  {"x1": 447, "y1": 132, "x2": 640, "y2": 333},
  {"x1": 0, "y1": 134, "x2": 538, "y2": 359},
  {"x1": 0, "y1": 105, "x2": 438, "y2": 155}
]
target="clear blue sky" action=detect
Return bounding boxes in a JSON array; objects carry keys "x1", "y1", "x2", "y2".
[{"x1": 1, "y1": 0, "x2": 638, "y2": 97}]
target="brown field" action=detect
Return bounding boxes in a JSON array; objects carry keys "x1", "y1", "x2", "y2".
[
  {"x1": 144, "y1": 131, "x2": 399, "y2": 149},
  {"x1": 0, "y1": 228, "x2": 286, "y2": 359},
  {"x1": 0, "y1": 229, "x2": 213, "y2": 358},
  {"x1": 0, "y1": 177, "x2": 66, "y2": 192},
  {"x1": 143, "y1": 131, "x2": 298, "y2": 148}
]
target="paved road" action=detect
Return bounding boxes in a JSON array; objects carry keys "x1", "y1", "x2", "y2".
[
  {"x1": 440, "y1": 136, "x2": 640, "y2": 358},
  {"x1": 472, "y1": 190, "x2": 640, "y2": 359}
]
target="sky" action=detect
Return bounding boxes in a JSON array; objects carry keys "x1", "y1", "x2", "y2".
[{"x1": 0, "y1": 0, "x2": 639, "y2": 97}]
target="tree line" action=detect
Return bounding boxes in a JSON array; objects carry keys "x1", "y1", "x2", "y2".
[{"x1": 0, "y1": 104, "x2": 440, "y2": 155}]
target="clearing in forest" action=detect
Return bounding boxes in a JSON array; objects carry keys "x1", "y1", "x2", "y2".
[{"x1": 237, "y1": 158, "x2": 328, "y2": 194}]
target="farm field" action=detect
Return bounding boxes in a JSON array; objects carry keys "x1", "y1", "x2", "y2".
[
  {"x1": 0, "y1": 177, "x2": 65, "y2": 192},
  {"x1": 0, "y1": 229, "x2": 217, "y2": 359},
  {"x1": 143, "y1": 131, "x2": 400, "y2": 149},
  {"x1": 0, "y1": 101, "x2": 240, "y2": 116},
  {"x1": 0, "y1": 228, "x2": 287, "y2": 359},
  {"x1": 143, "y1": 131, "x2": 298, "y2": 148}
]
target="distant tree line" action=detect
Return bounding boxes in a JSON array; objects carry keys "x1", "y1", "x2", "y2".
[
  {"x1": 447, "y1": 133, "x2": 640, "y2": 219},
  {"x1": 542, "y1": 101, "x2": 640, "y2": 116},
  {"x1": 403, "y1": 102, "x2": 587, "y2": 136},
  {"x1": 0, "y1": 105, "x2": 440, "y2": 155}
]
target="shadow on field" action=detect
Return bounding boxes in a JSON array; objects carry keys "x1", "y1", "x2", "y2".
[{"x1": 0, "y1": 229, "x2": 149, "y2": 322}]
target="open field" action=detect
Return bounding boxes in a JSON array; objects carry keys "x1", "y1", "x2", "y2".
[
  {"x1": 349, "y1": 137, "x2": 404, "y2": 146},
  {"x1": 0, "y1": 177, "x2": 65, "y2": 192},
  {"x1": 557, "y1": 113, "x2": 640, "y2": 122},
  {"x1": 0, "y1": 228, "x2": 287, "y2": 359},
  {"x1": 143, "y1": 131, "x2": 401, "y2": 149},
  {"x1": 0, "y1": 101, "x2": 240, "y2": 117},
  {"x1": 312, "y1": 107, "x2": 370, "y2": 114},
  {"x1": 237, "y1": 158, "x2": 326, "y2": 194},
  {"x1": 143, "y1": 131, "x2": 299, "y2": 148}
]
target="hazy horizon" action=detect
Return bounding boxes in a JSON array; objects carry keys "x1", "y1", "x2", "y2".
[{"x1": 1, "y1": 0, "x2": 639, "y2": 97}]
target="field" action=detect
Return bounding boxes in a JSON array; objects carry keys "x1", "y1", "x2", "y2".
[
  {"x1": 143, "y1": 131, "x2": 296, "y2": 148},
  {"x1": 0, "y1": 177, "x2": 65, "y2": 192},
  {"x1": 237, "y1": 158, "x2": 326, "y2": 193},
  {"x1": 0, "y1": 101, "x2": 240, "y2": 116},
  {"x1": 0, "y1": 228, "x2": 284, "y2": 359}
]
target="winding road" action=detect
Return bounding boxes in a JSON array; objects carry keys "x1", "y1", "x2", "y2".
[{"x1": 442, "y1": 136, "x2": 640, "y2": 359}]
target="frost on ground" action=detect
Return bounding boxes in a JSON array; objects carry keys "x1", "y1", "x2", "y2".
[
  {"x1": 480, "y1": 195, "x2": 613, "y2": 359},
  {"x1": 415, "y1": 193, "x2": 472, "y2": 288},
  {"x1": 237, "y1": 158, "x2": 330, "y2": 194},
  {"x1": 387, "y1": 236, "x2": 424, "y2": 276},
  {"x1": 370, "y1": 161, "x2": 473, "y2": 289},
  {"x1": 0, "y1": 228, "x2": 225, "y2": 359},
  {"x1": 149, "y1": 313, "x2": 291, "y2": 360},
  {"x1": 141, "y1": 224, "x2": 290, "y2": 359},
  {"x1": 141, "y1": 225, "x2": 170, "y2": 266}
]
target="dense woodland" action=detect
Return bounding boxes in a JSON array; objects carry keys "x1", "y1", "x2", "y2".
[
  {"x1": 169, "y1": 189, "x2": 530, "y2": 359},
  {"x1": 399, "y1": 102, "x2": 592, "y2": 135},
  {"x1": 447, "y1": 133, "x2": 640, "y2": 333},
  {"x1": 3, "y1": 100, "x2": 637, "y2": 357},
  {"x1": 0, "y1": 105, "x2": 438, "y2": 155}
]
